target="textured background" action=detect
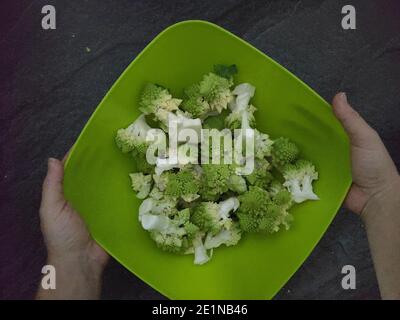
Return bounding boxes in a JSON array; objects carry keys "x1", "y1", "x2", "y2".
[{"x1": 1, "y1": 0, "x2": 399, "y2": 299}]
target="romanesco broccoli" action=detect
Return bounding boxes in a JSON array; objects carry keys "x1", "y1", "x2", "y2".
[{"x1": 282, "y1": 159, "x2": 319, "y2": 203}]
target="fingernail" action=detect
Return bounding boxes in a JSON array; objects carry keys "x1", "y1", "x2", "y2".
[
  {"x1": 340, "y1": 92, "x2": 347, "y2": 102},
  {"x1": 48, "y1": 158, "x2": 57, "y2": 167}
]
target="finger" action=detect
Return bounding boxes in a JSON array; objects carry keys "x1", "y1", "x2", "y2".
[
  {"x1": 41, "y1": 158, "x2": 65, "y2": 211},
  {"x1": 332, "y1": 92, "x2": 377, "y2": 147}
]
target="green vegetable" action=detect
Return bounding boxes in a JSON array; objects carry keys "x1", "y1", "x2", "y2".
[
  {"x1": 199, "y1": 73, "x2": 233, "y2": 113},
  {"x1": 271, "y1": 137, "x2": 299, "y2": 168},
  {"x1": 165, "y1": 169, "x2": 200, "y2": 202},
  {"x1": 115, "y1": 115, "x2": 152, "y2": 154},
  {"x1": 115, "y1": 65, "x2": 320, "y2": 265},
  {"x1": 282, "y1": 159, "x2": 319, "y2": 203},
  {"x1": 129, "y1": 172, "x2": 152, "y2": 199}
]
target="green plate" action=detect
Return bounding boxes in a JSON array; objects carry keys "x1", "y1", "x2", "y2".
[{"x1": 64, "y1": 20, "x2": 351, "y2": 299}]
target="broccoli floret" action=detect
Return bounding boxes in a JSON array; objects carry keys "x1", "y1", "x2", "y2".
[
  {"x1": 225, "y1": 83, "x2": 256, "y2": 129},
  {"x1": 132, "y1": 149, "x2": 155, "y2": 174},
  {"x1": 192, "y1": 233, "x2": 211, "y2": 265},
  {"x1": 191, "y1": 197, "x2": 239, "y2": 234},
  {"x1": 271, "y1": 137, "x2": 299, "y2": 168},
  {"x1": 191, "y1": 202, "x2": 220, "y2": 234},
  {"x1": 148, "y1": 185, "x2": 164, "y2": 200},
  {"x1": 165, "y1": 169, "x2": 200, "y2": 202},
  {"x1": 150, "y1": 231, "x2": 184, "y2": 253},
  {"x1": 138, "y1": 197, "x2": 178, "y2": 221},
  {"x1": 245, "y1": 158, "x2": 273, "y2": 189},
  {"x1": 225, "y1": 104, "x2": 257, "y2": 129},
  {"x1": 237, "y1": 186, "x2": 270, "y2": 232},
  {"x1": 227, "y1": 174, "x2": 247, "y2": 194},
  {"x1": 273, "y1": 189, "x2": 293, "y2": 209},
  {"x1": 237, "y1": 186, "x2": 293, "y2": 234},
  {"x1": 129, "y1": 172, "x2": 152, "y2": 199},
  {"x1": 204, "y1": 222, "x2": 241, "y2": 249},
  {"x1": 257, "y1": 202, "x2": 283, "y2": 234},
  {"x1": 180, "y1": 84, "x2": 211, "y2": 119},
  {"x1": 145, "y1": 207, "x2": 201, "y2": 254},
  {"x1": 269, "y1": 179, "x2": 284, "y2": 196},
  {"x1": 115, "y1": 115, "x2": 152, "y2": 153},
  {"x1": 282, "y1": 159, "x2": 319, "y2": 203},
  {"x1": 148, "y1": 220, "x2": 196, "y2": 254},
  {"x1": 139, "y1": 83, "x2": 182, "y2": 120},
  {"x1": 199, "y1": 164, "x2": 231, "y2": 201},
  {"x1": 254, "y1": 129, "x2": 274, "y2": 159},
  {"x1": 199, "y1": 73, "x2": 233, "y2": 113}
]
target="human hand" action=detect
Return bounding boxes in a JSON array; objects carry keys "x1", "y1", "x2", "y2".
[
  {"x1": 37, "y1": 156, "x2": 109, "y2": 299},
  {"x1": 332, "y1": 92, "x2": 400, "y2": 219}
]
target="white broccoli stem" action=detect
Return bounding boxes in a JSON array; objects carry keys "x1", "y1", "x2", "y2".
[
  {"x1": 301, "y1": 176, "x2": 319, "y2": 201},
  {"x1": 284, "y1": 180, "x2": 304, "y2": 203},
  {"x1": 193, "y1": 235, "x2": 210, "y2": 265},
  {"x1": 138, "y1": 198, "x2": 154, "y2": 221},
  {"x1": 285, "y1": 177, "x2": 319, "y2": 203},
  {"x1": 141, "y1": 214, "x2": 171, "y2": 232},
  {"x1": 232, "y1": 83, "x2": 255, "y2": 112},
  {"x1": 128, "y1": 114, "x2": 151, "y2": 139},
  {"x1": 218, "y1": 197, "x2": 240, "y2": 220},
  {"x1": 204, "y1": 229, "x2": 232, "y2": 249}
]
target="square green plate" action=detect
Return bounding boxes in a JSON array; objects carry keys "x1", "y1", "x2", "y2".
[{"x1": 64, "y1": 20, "x2": 351, "y2": 299}]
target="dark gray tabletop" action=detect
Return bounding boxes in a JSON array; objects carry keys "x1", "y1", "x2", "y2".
[{"x1": 1, "y1": 0, "x2": 399, "y2": 299}]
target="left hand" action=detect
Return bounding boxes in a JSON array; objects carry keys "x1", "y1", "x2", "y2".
[{"x1": 37, "y1": 156, "x2": 109, "y2": 299}]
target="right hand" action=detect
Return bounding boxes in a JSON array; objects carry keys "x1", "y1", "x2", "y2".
[{"x1": 332, "y1": 92, "x2": 399, "y2": 218}]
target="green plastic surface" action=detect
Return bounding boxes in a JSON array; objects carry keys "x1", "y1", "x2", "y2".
[{"x1": 64, "y1": 20, "x2": 351, "y2": 299}]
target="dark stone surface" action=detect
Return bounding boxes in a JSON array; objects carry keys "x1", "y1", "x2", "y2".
[{"x1": 1, "y1": 0, "x2": 399, "y2": 299}]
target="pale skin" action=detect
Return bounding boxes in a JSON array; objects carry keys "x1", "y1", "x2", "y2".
[
  {"x1": 36, "y1": 156, "x2": 109, "y2": 300},
  {"x1": 332, "y1": 92, "x2": 400, "y2": 300},
  {"x1": 36, "y1": 92, "x2": 399, "y2": 299}
]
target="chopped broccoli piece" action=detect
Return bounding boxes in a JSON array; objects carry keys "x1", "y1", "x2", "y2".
[
  {"x1": 115, "y1": 115, "x2": 152, "y2": 154},
  {"x1": 271, "y1": 137, "x2": 299, "y2": 168},
  {"x1": 199, "y1": 164, "x2": 232, "y2": 201},
  {"x1": 132, "y1": 149, "x2": 155, "y2": 174},
  {"x1": 227, "y1": 174, "x2": 248, "y2": 194},
  {"x1": 191, "y1": 197, "x2": 239, "y2": 234},
  {"x1": 181, "y1": 84, "x2": 211, "y2": 119},
  {"x1": 245, "y1": 158, "x2": 273, "y2": 189},
  {"x1": 199, "y1": 73, "x2": 233, "y2": 113},
  {"x1": 139, "y1": 83, "x2": 182, "y2": 119},
  {"x1": 204, "y1": 222, "x2": 241, "y2": 249},
  {"x1": 237, "y1": 186, "x2": 293, "y2": 234},
  {"x1": 129, "y1": 172, "x2": 152, "y2": 199},
  {"x1": 254, "y1": 129, "x2": 274, "y2": 159},
  {"x1": 225, "y1": 83, "x2": 257, "y2": 129},
  {"x1": 192, "y1": 233, "x2": 211, "y2": 265},
  {"x1": 165, "y1": 170, "x2": 200, "y2": 202},
  {"x1": 282, "y1": 159, "x2": 319, "y2": 203}
]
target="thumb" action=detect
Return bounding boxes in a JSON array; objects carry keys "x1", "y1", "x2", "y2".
[
  {"x1": 332, "y1": 92, "x2": 378, "y2": 147},
  {"x1": 41, "y1": 158, "x2": 65, "y2": 212}
]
